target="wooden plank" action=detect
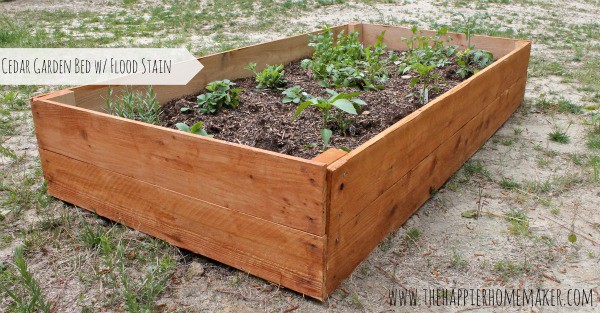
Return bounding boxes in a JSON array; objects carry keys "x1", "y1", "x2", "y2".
[
  {"x1": 31, "y1": 100, "x2": 328, "y2": 235},
  {"x1": 39, "y1": 149, "x2": 325, "y2": 298},
  {"x1": 36, "y1": 89, "x2": 77, "y2": 106},
  {"x1": 312, "y1": 148, "x2": 348, "y2": 165},
  {"x1": 361, "y1": 24, "x2": 519, "y2": 60},
  {"x1": 326, "y1": 41, "x2": 531, "y2": 233},
  {"x1": 63, "y1": 25, "x2": 347, "y2": 111},
  {"x1": 325, "y1": 75, "x2": 527, "y2": 295}
]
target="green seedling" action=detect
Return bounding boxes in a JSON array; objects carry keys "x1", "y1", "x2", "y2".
[
  {"x1": 282, "y1": 86, "x2": 312, "y2": 104},
  {"x1": 409, "y1": 62, "x2": 440, "y2": 105},
  {"x1": 293, "y1": 90, "x2": 366, "y2": 148},
  {"x1": 196, "y1": 79, "x2": 241, "y2": 114},
  {"x1": 176, "y1": 121, "x2": 213, "y2": 137},
  {"x1": 244, "y1": 62, "x2": 287, "y2": 89}
]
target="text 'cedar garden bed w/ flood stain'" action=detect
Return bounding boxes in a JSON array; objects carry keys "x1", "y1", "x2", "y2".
[{"x1": 31, "y1": 23, "x2": 531, "y2": 300}]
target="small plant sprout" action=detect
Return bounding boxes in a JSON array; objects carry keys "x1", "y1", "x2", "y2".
[
  {"x1": 196, "y1": 79, "x2": 241, "y2": 114},
  {"x1": 410, "y1": 62, "x2": 440, "y2": 105},
  {"x1": 282, "y1": 86, "x2": 312, "y2": 104},
  {"x1": 244, "y1": 62, "x2": 287, "y2": 89},
  {"x1": 293, "y1": 90, "x2": 366, "y2": 149},
  {"x1": 176, "y1": 121, "x2": 213, "y2": 137}
]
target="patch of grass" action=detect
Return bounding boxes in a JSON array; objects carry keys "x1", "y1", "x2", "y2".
[
  {"x1": 499, "y1": 178, "x2": 520, "y2": 190},
  {"x1": 505, "y1": 210, "x2": 530, "y2": 237},
  {"x1": 404, "y1": 228, "x2": 422, "y2": 245},
  {"x1": 449, "y1": 249, "x2": 468, "y2": 270},
  {"x1": 463, "y1": 160, "x2": 491, "y2": 180},
  {"x1": 535, "y1": 96, "x2": 582, "y2": 114},
  {"x1": 548, "y1": 129, "x2": 570, "y2": 143},
  {"x1": 494, "y1": 259, "x2": 531, "y2": 282},
  {"x1": 0, "y1": 246, "x2": 52, "y2": 312},
  {"x1": 587, "y1": 137, "x2": 600, "y2": 150}
]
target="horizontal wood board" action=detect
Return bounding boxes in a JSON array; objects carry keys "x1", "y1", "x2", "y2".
[
  {"x1": 31, "y1": 100, "x2": 328, "y2": 235},
  {"x1": 39, "y1": 149, "x2": 326, "y2": 298}
]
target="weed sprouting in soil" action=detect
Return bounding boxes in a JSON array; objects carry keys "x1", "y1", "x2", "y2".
[{"x1": 0, "y1": 246, "x2": 52, "y2": 312}]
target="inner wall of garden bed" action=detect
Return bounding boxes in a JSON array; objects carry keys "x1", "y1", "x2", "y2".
[{"x1": 32, "y1": 23, "x2": 531, "y2": 300}]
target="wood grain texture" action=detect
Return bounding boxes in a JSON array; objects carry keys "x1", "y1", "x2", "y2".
[
  {"x1": 312, "y1": 148, "x2": 348, "y2": 165},
  {"x1": 31, "y1": 100, "x2": 328, "y2": 235},
  {"x1": 325, "y1": 75, "x2": 527, "y2": 295},
  {"x1": 326, "y1": 41, "x2": 531, "y2": 233},
  {"x1": 362, "y1": 24, "x2": 519, "y2": 59},
  {"x1": 39, "y1": 149, "x2": 326, "y2": 298}
]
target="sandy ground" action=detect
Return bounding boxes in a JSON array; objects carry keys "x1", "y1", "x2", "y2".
[{"x1": 1, "y1": 0, "x2": 599, "y2": 312}]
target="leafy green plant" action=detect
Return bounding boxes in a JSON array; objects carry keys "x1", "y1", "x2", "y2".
[
  {"x1": 453, "y1": 12, "x2": 490, "y2": 48},
  {"x1": 451, "y1": 13, "x2": 495, "y2": 79},
  {"x1": 396, "y1": 26, "x2": 456, "y2": 72},
  {"x1": 196, "y1": 79, "x2": 241, "y2": 114},
  {"x1": 456, "y1": 48, "x2": 494, "y2": 79},
  {"x1": 281, "y1": 86, "x2": 312, "y2": 104},
  {"x1": 244, "y1": 63, "x2": 287, "y2": 89},
  {"x1": 293, "y1": 90, "x2": 366, "y2": 148},
  {"x1": 409, "y1": 62, "x2": 440, "y2": 105},
  {"x1": 301, "y1": 26, "x2": 390, "y2": 90},
  {"x1": 105, "y1": 86, "x2": 161, "y2": 125},
  {"x1": 175, "y1": 121, "x2": 213, "y2": 137},
  {"x1": 0, "y1": 246, "x2": 51, "y2": 312}
]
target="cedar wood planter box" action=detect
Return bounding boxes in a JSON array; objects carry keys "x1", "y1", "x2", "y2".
[{"x1": 31, "y1": 23, "x2": 531, "y2": 300}]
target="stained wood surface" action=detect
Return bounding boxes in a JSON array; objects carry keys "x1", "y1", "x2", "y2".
[
  {"x1": 362, "y1": 24, "x2": 519, "y2": 59},
  {"x1": 325, "y1": 75, "x2": 527, "y2": 295},
  {"x1": 312, "y1": 148, "x2": 348, "y2": 165},
  {"x1": 31, "y1": 100, "x2": 328, "y2": 235},
  {"x1": 40, "y1": 149, "x2": 325, "y2": 298},
  {"x1": 326, "y1": 41, "x2": 531, "y2": 235}
]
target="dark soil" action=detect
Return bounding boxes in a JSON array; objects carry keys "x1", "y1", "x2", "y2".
[{"x1": 160, "y1": 58, "x2": 465, "y2": 159}]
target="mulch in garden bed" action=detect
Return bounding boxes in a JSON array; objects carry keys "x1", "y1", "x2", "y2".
[{"x1": 160, "y1": 58, "x2": 464, "y2": 159}]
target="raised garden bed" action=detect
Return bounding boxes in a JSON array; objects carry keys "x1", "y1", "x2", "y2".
[{"x1": 31, "y1": 23, "x2": 531, "y2": 300}]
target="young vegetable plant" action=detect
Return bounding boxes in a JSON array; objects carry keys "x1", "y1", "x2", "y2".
[
  {"x1": 409, "y1": 62, "x2": 441, "y2": 105},
  {"x1": 397, "y1": 26, "x2": 456, "y2": 73},
  {"x1": 452, "y1": 13, "x2": 495, "y2": 78},
  {"x1": 301, "y1": 26, "x2": 390, "y2": 90},
  {"x1": 453, "y1": 12, "x2": 490, "y2": 48},
  {"x1": 282, "y1": 86, "x2": 312, "y2": 104},
  {"x1": 456, "y1": 48, "x2": 494, "y2": 79},
  {"x1": 196, "y1": 79, "x2": 241, "y2": 114},
  {"x1": 244, "y1": 63, "x2": 287, "y2": 89},
  {"x1": 293, "y1": 90, "x2": 366, "y2": 149},
  {"x1": 105, "y1": 86, "x2": 160, "y2": 125},
  {"x1": 175, "y1": 121, "x2": 213, "y2": 137}
]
